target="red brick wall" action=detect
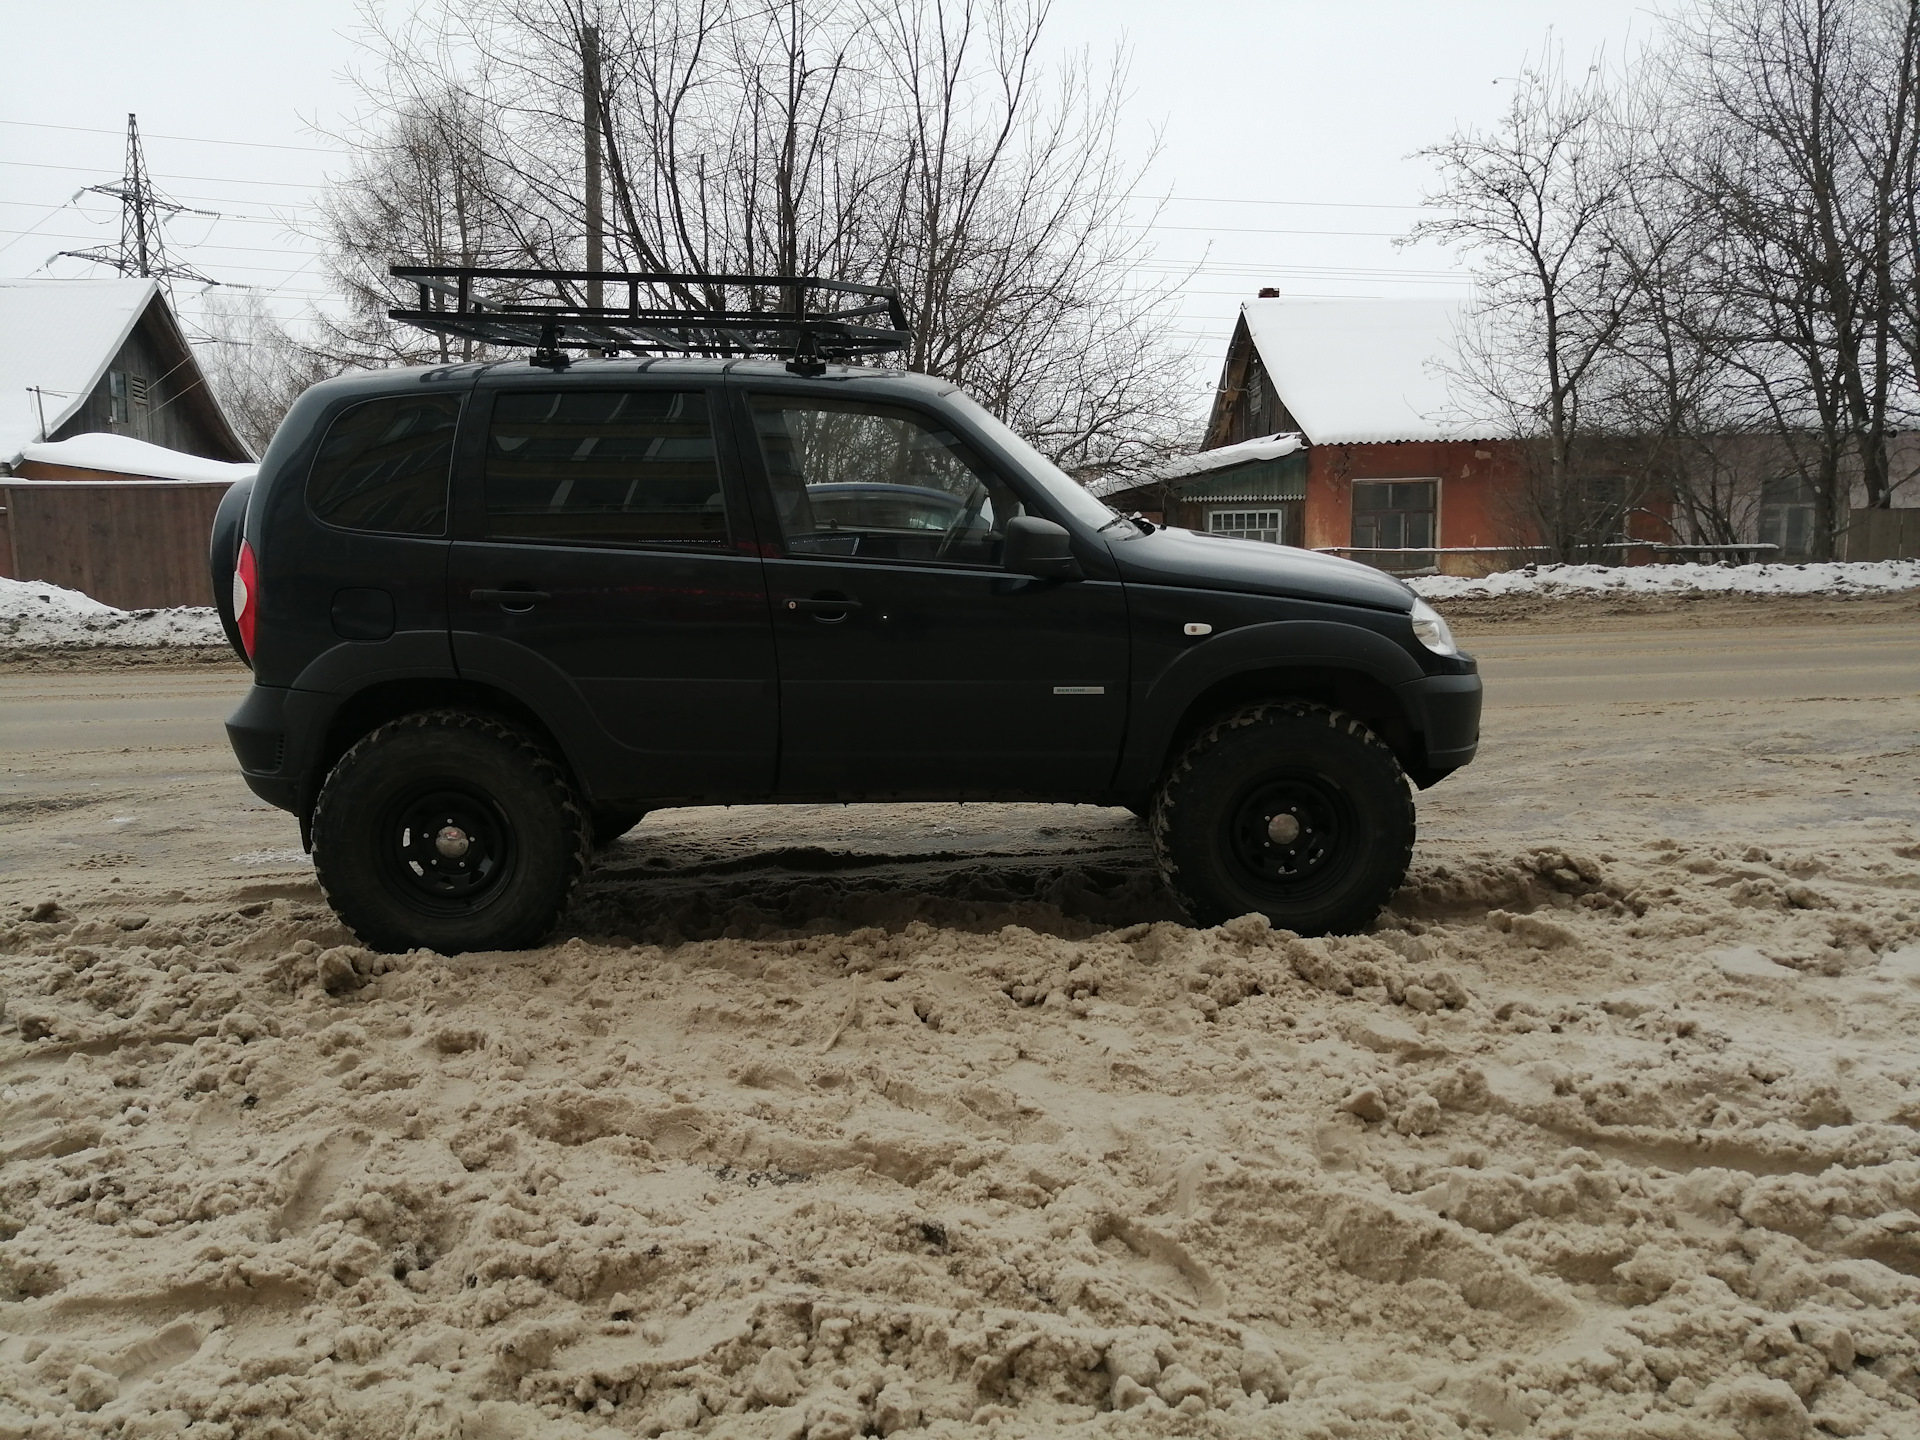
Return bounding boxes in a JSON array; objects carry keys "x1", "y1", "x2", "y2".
[{"x1": 1304, "y1": 440, "x2": 1534, "y2": 574}]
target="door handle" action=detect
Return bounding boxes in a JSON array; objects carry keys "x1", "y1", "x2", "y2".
[
  {"x1": 472, "y1": 588, "x2": 551, "y2": 610},
  {"x1": 781, "y1": 595, "x2": 863, "y2": 615}
]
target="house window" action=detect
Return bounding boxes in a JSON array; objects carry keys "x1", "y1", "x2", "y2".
[
  {"x1": 106, "y1": 370, "x2": 149, "y2": 435},
  {"x1": 1209, "y1": 508, "x2": 1284, "y2": 544},
  {"x1": 1350, "y1": 479, "x2": 1437, "y2": 572},
  {"x1": 1758, "y1": 475, "x2": 1816, "y2": 560}
]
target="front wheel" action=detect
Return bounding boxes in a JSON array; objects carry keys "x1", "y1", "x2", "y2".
[
  {"x1": 1151, "y1": 702, "x2": 1413, "y2": 936},
  {"x1": 312, "y1": 710, "x2": 590, "y2": 954}
]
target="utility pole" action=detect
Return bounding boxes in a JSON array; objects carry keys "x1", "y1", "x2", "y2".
[
  {"x1": 583, "y1": 25, "x2": 604, "y2": 311},
  {"x1": 59, "y1": 114, "x2": 219, "y2": 291}
]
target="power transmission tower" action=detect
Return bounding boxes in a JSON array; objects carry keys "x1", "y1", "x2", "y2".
[{"x1": 59, "y1": 113, "x2": 220, "y2": 289}]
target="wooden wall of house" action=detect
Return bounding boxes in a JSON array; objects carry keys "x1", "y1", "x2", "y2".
[
  {"x1": 0, "y1": 482, "x2": 230, "y2": 609},
  {"x1": 1206, "y1": 322, "x2": 1303, "y2": 451},
  {"x1": 47, "y1": 309, "x2": 245, "y2": 461}
]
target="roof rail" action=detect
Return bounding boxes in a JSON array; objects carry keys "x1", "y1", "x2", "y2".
[{"x1": 387, "y1": 265, "x2": 911, "y2": 374}]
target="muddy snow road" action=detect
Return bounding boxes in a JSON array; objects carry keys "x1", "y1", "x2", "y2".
[{"x1": 1, "y1": 603, "x2": 1918, "y2": 1440}]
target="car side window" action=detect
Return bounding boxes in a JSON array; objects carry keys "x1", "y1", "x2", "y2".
[
  {"x1": 307, "y1": 393, "x2": 460, "y2": 535},
  {"x1": 484, "y1": 389, "x2": 727, "y2": 549},
  {"x1": 750, "y1": 395, "x2": 1023, "y2": 566}
]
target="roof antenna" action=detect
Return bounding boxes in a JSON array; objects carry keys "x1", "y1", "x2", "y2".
[{"x1": 529, "y1": 324, "x2": 571, "y2": 371}]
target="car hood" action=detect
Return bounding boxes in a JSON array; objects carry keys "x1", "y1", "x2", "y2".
[{"x1": 1107, "y1": 525, "x2": 1415, "y2": 611}]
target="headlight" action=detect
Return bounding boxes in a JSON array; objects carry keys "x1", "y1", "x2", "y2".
[{"x1": 1408, "y1": 597, "x2": 1457, "y2": 656}]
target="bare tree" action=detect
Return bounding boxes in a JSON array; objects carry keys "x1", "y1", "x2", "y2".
[
  {"x1": 312, "y1": 0, "x2": 1192, "y2": 475},
  {"x1": 1663, "y1": 0, "x2": 1920, "y2": 554},
  {"x1": 1411, "y1": 51, "x2": 1647, "y2": 561},
  {"x1": 193, "y1": 292, "x2": 337, "y2": 457}
]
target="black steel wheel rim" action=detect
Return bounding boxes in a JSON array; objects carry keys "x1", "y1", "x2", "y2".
[
  {"x1": 1224, "y1": 771, "x2": 1357, "y2": 899},
  {"x1": 381, "y1": 784, "x2": 515, "y2": 912}
]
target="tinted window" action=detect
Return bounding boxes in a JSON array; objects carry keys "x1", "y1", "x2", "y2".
[
  {"x1": 307, "y1": 394, "x2": 459, "y2": 535},
  {"x1": 484, "y1": 390, "x2": 726, "y2": 549},
  {"x1": 751, "y1": 396, "x2": 1022, "y2": 566}
]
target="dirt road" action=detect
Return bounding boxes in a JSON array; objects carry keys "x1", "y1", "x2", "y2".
[{"x1": 2, "y1": 608, "x2": 1918, "y2": 1439}]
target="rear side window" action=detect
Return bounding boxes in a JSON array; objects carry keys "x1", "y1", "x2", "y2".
[
  {"x1": 483, "y1": 390, "x2": 726, "y2": 549},
  {"x1": 306, "y1": 394, "x2": 460, "y2": 535}
]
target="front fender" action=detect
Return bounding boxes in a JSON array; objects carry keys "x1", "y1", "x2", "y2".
[{"x1": 1116, "y1": 619, "x2": 1428, "y2": 792}]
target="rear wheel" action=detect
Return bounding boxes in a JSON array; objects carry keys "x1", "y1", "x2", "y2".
[
  {"x1": 312, "y1": 710, "x2": 590, "y2": 954},
  {"x1": 1151, "y1": 701, "x2": 1413, "y2": 936}
]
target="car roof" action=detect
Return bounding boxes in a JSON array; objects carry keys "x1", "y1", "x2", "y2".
[{"x1": 303, "y1": 357, "x2": 960, "y2": 398}]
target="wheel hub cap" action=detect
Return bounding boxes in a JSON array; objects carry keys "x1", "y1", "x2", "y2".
[
  {"x1": 1228, "y1": 775, "x2": 1349, "y2": 892},
  {"x1": 1266, "y1": 812, "x2": 1302, "y2": 845},
  {"x1": 386, "y1": 790, "x2": 511, "y2": 905}
]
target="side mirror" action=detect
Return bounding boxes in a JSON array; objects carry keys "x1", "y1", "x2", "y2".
[{"x1": 1003, "y1": 515, "x2": 1083, "y2": 581}]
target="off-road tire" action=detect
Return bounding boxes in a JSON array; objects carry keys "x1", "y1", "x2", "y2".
[
  {"x1": 592, "y1": 808, "x2": 649, "y2": 848},
  {"x1": 312, "y1": 710, "x2": 591, "y2": 954},
  {"x1": 1150, "y1": 701, "x2": 1414, "y2": 936}
]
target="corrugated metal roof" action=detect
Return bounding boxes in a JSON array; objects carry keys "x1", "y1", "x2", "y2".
[
  {"x1": 0, "y1": 278, "x2": 159, "y2": 463},
  {"x1": 1241, "y1": 297, "x2": 1502, "y2": 446}
]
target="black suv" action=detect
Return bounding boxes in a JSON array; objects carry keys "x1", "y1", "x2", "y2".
[{"x1": 210, "y1": 273, "x2": 1479, "y2": 953}]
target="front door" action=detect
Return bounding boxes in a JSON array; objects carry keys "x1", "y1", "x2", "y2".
[
  {"x1": 740, "y1": 390, "x2": 1129, "y2": 798},
  {"x1": 448, "y1": 381, "x2": 778, "y2": 800}
]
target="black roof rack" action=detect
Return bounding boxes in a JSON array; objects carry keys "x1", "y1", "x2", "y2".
[{"x1": 388, "y1": 265, "x2": 911, "y2": 374}]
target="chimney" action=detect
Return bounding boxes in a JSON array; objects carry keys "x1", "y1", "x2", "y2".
[{"x1": 1257, "y1": 287, "x2": 1280, "y2": 298}]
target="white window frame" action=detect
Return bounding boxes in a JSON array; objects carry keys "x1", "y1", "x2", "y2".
[{"x1": 1208, "y1": 507, "x2": 1285, "y2": 544}]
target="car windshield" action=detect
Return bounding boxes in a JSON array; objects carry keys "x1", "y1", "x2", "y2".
[{"x1": 944, "y1": 392, "x2": 1129, "y2": 534}]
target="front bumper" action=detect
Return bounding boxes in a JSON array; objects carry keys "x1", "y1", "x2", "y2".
[{"x1": 1397, "y1": 660, "x2": 1482, "y2": 776}]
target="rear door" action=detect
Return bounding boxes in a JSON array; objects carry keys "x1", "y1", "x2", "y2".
[
  {"x1": 447, "y1": 377, "x2": 778, "y2": 800},
  {"x1": 735, "y1": 387, "x2": 1130, "y2": 798}
]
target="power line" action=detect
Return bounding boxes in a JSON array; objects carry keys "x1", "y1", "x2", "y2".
[
  {"x1": 6, "y1": 226, "x2": 329, "y2": 259},
  {"x1": 0, "y1": 158, "x2": 324, "y2": 189},
  {"x1": 0, "y1": 117, "x2": 346, "y2": 155}
]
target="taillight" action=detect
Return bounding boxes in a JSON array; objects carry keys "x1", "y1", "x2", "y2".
[{"x1": 234, "y1": 539, "x2": 258, "y2": 659}]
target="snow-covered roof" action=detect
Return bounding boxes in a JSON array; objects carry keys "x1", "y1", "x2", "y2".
[
  {"x1": 0, "y1": 278, "x2": 162, "y2": 464},
  {"x1": 1086, "y1": 434, "x2": 1303, "y2": 499},
  {"x1": 17, "y1": 432, "x2": 255, "y2": 484},
  {"x1": 1241, "y1": 297, "x2": 1493, "y2": 445},
  {"x1": 1157, "y1": 431, "x2": 1302, "y2": 481}
]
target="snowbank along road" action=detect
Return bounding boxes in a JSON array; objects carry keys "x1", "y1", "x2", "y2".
[{"x1": 1, "y1": 597, "x2": 1918, "y2": 1439}]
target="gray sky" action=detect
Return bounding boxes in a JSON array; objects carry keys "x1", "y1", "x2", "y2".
[{"x1": 0, "y1": 0, "x2": 1660, "y2": 376}]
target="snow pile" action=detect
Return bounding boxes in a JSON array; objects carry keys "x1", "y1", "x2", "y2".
[
  {"x1": 1411, "y1": 558, "x2": 1920, "y2": 602},
  {"x1": 0, "y1": 576, "x2": 224, "y2": 649},
  {"x1": 4, "y1": 832, "x2": 1920, "y2": 1437},
  {"x1": 17, "y1": 432, "x2": 256, "y2": 484}
]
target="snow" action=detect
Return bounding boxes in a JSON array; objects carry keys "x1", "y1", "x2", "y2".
[
  {"x1": 1240, "y1": 297, "x2": 1493, "y2": 446},
  {"x1": 0, "y1": 576, "x2": 224, "y2": 649},
  {"x1": 16, "y1": 432, "x2": 256, "y2": 484},
  {"x1": 1087, "y1": 434, "x2": 1304, "y2": 500},
  {"x1": 0, "y1": 278, "x2": 159, "y2": 463},
  {"x1": 1409, "y1": 558, "x2": 1920, "y2": 601}
]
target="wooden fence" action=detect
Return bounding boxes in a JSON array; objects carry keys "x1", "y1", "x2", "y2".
[
  {"x1": 1846, "y1": 508, "x2": 1920, "y2": 562},
  {"x1": 0, "y1": 479, "x2": 233, "y2": 610}
]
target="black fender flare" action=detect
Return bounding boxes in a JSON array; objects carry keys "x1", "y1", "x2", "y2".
[
  {"x1": 1115, "y1": 619, "x2": 1425, "y2": 792},
  {"x1": 207, "y1": 477, "x2": 254, "y2": 667}
]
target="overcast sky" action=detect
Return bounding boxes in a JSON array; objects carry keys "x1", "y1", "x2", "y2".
[{"x1": 0, "y1": 0, "x2": 1662, "y2": 379}]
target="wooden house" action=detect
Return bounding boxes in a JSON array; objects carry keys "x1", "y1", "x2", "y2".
[
  {"x1": 1, "y1": 279, "x2": 254, "y2": 608},
  {"x1": 1098, "y1": 298, "x2": 1539, "y2": 575}
]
